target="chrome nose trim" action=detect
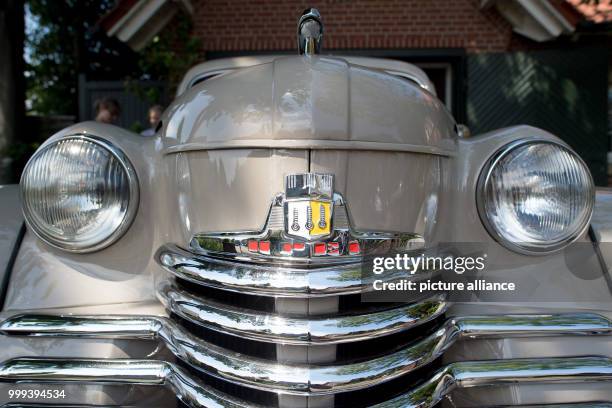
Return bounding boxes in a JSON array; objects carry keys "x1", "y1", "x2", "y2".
[
  {"x1": 157, "y1": 244, "x2": 436, "y2": 298},
  {"x1": 297, "y1": 8, "x2": 323, "y2": 55},
  {"x1": 157, "y1": 281, "x2": 448, "y2": 344},
  {"x1": 3, "y1": 313, "x2": 611, "y2": 396},
  {"x1": 0, "y1": 358, "x2": 252, "y2": 408},
  {"x1": 1, "y1": 356, "x2": 612, "y2": 408},
  {"x1": 373, "y1": 357, "x2": 612, "y2": 408}
]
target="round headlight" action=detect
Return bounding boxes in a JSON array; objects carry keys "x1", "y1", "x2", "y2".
[
  {"x1": 478, "y1": 140, "x2": 594, "y2": 254},
  {"x1": 20, "y1": 135, "x2": 139, "y2": 252}
]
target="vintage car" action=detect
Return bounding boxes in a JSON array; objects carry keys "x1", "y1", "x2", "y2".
[{"x1": 2, "y1": 9, "x2": 612, "y2": 408}]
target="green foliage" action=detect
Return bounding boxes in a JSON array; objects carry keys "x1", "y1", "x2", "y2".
[
  {"x1": 133, "y1": 12, "x2": 202, "y2": 97},
  {"x1": 8, "y1": 2, "x2": 198, "y2": 180},
  {"x1": 25, "y1": 0, "x2": 140, "y2": 115},
  {"x1": 129, "y1": 120, "x2": 144, "y2": 134},
  {"x1": 124, "y1": 81, "x2": 163, "y2": 106},
  {"x1": 26, "y1": 1, "x2": 201, "y2": 115}
]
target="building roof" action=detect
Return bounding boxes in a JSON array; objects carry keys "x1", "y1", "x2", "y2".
[
  {"x1": 99, "y1": 0, "x2": 609, "y2": 51},
  {"x1": 98, "y1": 0, "x2": 193, "y2": 51}
]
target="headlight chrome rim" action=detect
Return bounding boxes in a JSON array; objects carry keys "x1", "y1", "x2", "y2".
[
  {"x1": 477, "y1": 139, "x2": 594, "y2": 255},
  {"x1": 20, "y1": 134, "x2": 140, "y2": 253}
]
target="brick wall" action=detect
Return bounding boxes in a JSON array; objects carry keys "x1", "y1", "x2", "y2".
[{"x1": 192, "y1": 0, "x2": 519, "y2": 54}]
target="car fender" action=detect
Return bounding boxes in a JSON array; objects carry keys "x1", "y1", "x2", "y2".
[{"x1": 0, "y1": 184, "x2": 24, "y2": 309}]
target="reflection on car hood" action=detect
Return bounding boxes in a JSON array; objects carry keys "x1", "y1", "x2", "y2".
[{"x1": 162, "y1": 56, "x2": 457, "y2": 156}]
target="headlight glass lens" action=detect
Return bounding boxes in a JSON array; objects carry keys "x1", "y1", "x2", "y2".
[
  {"x1": 480, "y1": 141, "x2": 594, "y2": 253},
  {"x1": 21, "y1": 136, "x2": 138, "y2": 252}
]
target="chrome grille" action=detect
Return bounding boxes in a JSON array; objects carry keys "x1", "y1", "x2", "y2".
[
  {"x1": 2, "y1": 244, "x2": 612, "y2": 406},
  {"x1": 157, "y1": 281, "x2": 447, "y2": 345},
  {"x1": 157, "y1": 244, "x2": 437, "y2": 298}
]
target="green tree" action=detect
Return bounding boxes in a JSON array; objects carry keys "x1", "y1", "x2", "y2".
[
  {"x1": 25, "y1": 0, "x2": 140, "y2": 115},
  {"x1": 128, "y1": 12, "x2": 201, "y2": 102}
]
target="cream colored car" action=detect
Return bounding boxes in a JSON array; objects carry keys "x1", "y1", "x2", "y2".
[{"x1": 1, "y1": 9, "x2": 612, "y2": 408}]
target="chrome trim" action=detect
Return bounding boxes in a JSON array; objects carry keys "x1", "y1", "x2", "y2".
[
  {"x1": 455, "y1": 123, "x2": 471, "y2": 138},
  {"x1": 157, "y1": 281, "x2": 448, "y2": 344},
  {"x1": 157, "y1": 244, "x2": 436, "y2": 298},
  {"x1": 382, "y1": 69, "x2": 436, "y2": 93},
  {"x1": 189, "y1": 186, "x2": 425, "y2": 265},
  {"x1": 20, "y1": 134, "x2": 140, "y2": 253},
  {"x1": 297, "y1": 8, "x2": 323, "y2": 55},
  {"x1": 2, "y1": 357, "x2": 612, "y2": 408},
  {"x1": 163, "y1": 138, "x2": 455, "y2": 157},
  {"x1": 187, "y1": 68, "x2": 234, "y2": 89},
  {"x1": 453, "y1": 313, "x2": 612, "y2": 337},
  {"x1": 476, "y1": 139, "x2": 595, "y2": 256},
  {"x1": 0, "y1": 358, "x2": 251, "y2": 408},
  {"x1": 0, "y1": 314, "x2": 159, "y2": 338},
  {"x1": 2, "y1": 313, "x2": 610, "y2": 395},
  {"x1": 190, "y1": 229, "x2": 423, "y2": 265},
  {"x1": 373, "y1": 357, "x2": 612, "y2": 408},
  {"x1": 285, "y1": 173, "x2": 333, "y2": 200}
]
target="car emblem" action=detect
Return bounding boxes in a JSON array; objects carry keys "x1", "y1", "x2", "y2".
[
  {"x1": 189, "y1": 172, "x2": 423, "y2": 263},
  {"x1": 284, "y1": 174, "x2": 333, "y2": 240}
]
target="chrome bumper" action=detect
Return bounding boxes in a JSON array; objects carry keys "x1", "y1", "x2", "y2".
[
  {"x1": 1, "y1": 312, "x2": 612, "y2": 397},
  {"x1": 1, "y1": 356, "x2": 611, "y2": 408},
  {"x1": 0, "y1": 358, "x2": 249, "y2": 408},
  {"x1": 3, "y1": 245, "x2": 612, "y2": 406},
  {"x1": 157, "y1": 244, "x2": 437, "y2": 297}
]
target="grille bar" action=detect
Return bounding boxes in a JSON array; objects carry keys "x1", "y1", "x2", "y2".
[
  {"x1": 157, "y1": 281, "x2": 448, "y2": 344},
  {"x1": 2, "y1": 313, "x2": 611, "y2": 396},
  {"x1": 1, "y1": 357, "x2": 612, "y2": 408},
  {"x1": 0, "y1": 358, "x2": 251, "y2": 408},
  {"x1": 157, "y1": 244, "x2": 437, "y2": 298},
  {"x1": 372, "y1": 357, "x2": 612, "y2": 408}
]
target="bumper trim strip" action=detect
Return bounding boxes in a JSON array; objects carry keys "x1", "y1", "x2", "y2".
[
  {"x1": 372, "y1": 357, "x2": 612, "y2": 408},
  {"x1": 1, "y1": 357, "x2": 612, "y2": 408},
  {"x1": 0, "y1": 358, "x2": 250, "y2": 408},
  {"x1": 156, "y1": 244, "x2": 436, "y2": 298},
  {"x1": 1, "y1": 313, "x2": 611, "y2": 395}
]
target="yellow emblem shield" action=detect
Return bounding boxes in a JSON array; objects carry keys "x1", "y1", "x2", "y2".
[
  {"x1": 286, "y1": 199, "x2": 332, "y2": 240},
  {"x1": 284, "y1": 173, "x2": 334, "y2": 240}
]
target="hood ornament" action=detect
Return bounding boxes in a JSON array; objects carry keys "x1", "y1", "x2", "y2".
[
  {"x1": 190, "y1": 173, "x2": 424, "y2": 264},
  {"x1": 297, "y1": 8, "x2": 323, "y2": 55}
]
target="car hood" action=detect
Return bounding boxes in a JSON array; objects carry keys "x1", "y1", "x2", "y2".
[{"x1": 161, "y1": 55, "x2": 457, "y2": 156}]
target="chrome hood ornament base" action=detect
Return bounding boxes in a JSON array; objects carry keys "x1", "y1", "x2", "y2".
[
  {"x1": 298, "y1": 8, "x2": 323, "y2": 55},
  {"x1": 189, "y1": 173, "x2": 424, "y2": 264}
]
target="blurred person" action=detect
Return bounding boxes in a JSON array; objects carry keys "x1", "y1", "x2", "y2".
[
  {"x1": 141, "y1": 105, "x2": 163, "y2": 137},
  {"x1": 94, "y1": 98, "x2": 121, "y2": 124}
]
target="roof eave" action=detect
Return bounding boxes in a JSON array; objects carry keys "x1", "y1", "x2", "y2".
[{"x1": 100, "y1": 0, "x2": 193, "y2": 51}]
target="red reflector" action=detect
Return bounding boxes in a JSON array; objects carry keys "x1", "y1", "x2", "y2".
[
  {"x1": 247, "y1": 240, "x2": 258, "y2": 252},
  {"x1": 348, "y1": 241, "x2": 360, "y2": 255},
  {"x1": 259, "y1": 241, "x2": 271, "y2": 254},
  {"x1": 293, "y1": 242, "x2": 305, "y2": 251},
  {"x1": 327, "y1": 242, "x2": 340, "y2": 255},
  {"x1": 313, "y1": 242, "x2": 326, "y2": 255},
  {"x1": 282, "y1": 243, "x2": 292, "y2": 254}
]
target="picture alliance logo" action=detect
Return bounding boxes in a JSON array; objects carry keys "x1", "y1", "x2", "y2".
[{"x1": 372, "y1": 253, "x2": 487, "y2": 275}]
